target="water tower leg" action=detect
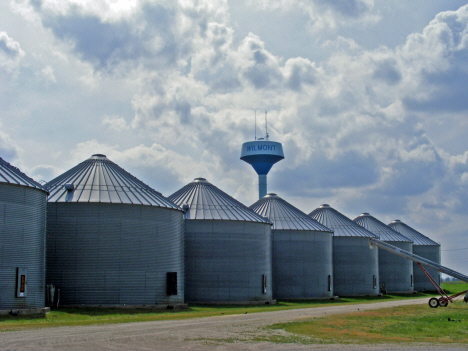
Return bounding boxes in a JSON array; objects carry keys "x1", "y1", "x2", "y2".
[{"x1": 258, "y1": 175, "x2": 267, "y2": 199}]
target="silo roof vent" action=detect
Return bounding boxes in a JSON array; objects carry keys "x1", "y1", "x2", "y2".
[{"x1": 193, "y1": 177, "x2": 208, "y2": 183}]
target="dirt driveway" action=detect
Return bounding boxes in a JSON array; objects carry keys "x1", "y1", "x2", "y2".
[{"x1": 1, "y1": 298, "x2": 466, "y2": 351}]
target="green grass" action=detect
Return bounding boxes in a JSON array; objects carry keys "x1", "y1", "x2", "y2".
[
  {"x1": 260, "y1": 281, "x2": 468, "y2": 345},
  {"x1": 0, "y1": 282, "x2": 464, "y2": 333},
  {"x1": 442, "y1": 280, "x2": 468, "y2": 295},
  {"x1": 0, "y1": 291, "x2": 434, "y2": 332},
  {"x1": 266, "y1": 302, "x2": 468, "y2": 344}
]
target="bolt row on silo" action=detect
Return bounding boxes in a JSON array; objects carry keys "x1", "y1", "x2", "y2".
[
  {"x1": 0, "y1": 157, "x2": 47, "y2": 311},
  {"x1": 168, "y1": 178, "x2": 273, "y2": 304},
  {"x1": 250, "y1": 193, "x2": 334, "y2": 299},
  {"x1": 354, "y1": 213, "x2": 414, "y2": 294},
  {"x1": 389, "y1": 220, "x2": 441, "y2": 291},
  {"x1": 45, "y1": 154, "x2": 185, "y2": 306},
  {"x1": 309, "y1": 205, "x2": 380, "y2": 297}
]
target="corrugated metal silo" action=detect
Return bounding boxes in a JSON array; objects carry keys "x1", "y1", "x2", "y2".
[
  {"x1": 354, "y1": 213, "x2": 414, "y2": 293},
  {"x1": 309, "y1": 205, "x2": 379, "y2": 296},
  {"x1": 0, "y1": 157, "x2": 47, "y2": 311},
  {"x1": 250, "y1": 193, "x2": 334, "y2": 299},
  {"x1": 168, "y1": 178, "x2": 273, "y2": 304},
  {"x1": 388, "y1": 220, "x2": 441, "y2": 291},
  {"x1": 45, "y1": 154, "x2": 185, "y2": 306}
]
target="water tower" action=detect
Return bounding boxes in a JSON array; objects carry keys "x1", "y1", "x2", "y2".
[{"x1": 240, "y1": 112, "x2": 284, "y2": 199}]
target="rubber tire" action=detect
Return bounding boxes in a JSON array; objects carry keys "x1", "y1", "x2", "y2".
[
  {"x1": 429, "y1": 297, "x2": 439, "y2": 308},
  {"x1": 438, "y1": 299, "x2": 448, "y2": 307}
]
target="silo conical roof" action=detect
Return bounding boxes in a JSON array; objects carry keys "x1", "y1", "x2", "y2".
[
  {"x1": 309, "y1": 204, "x2": 377, "y2": 237},
  {"x1": 388, "y1": 220, "x2": 439, "y2": 246},
  {"x1": 354, "y1": 213, "x2": 412, "y2": 242},
  {"x1": 250, "y1": 193, "x2": 333, "y2": 231},
  {"x1": 168, "y1": 178, "x2": 270, "y2": 222},
  {"x1": 0, "y1": 157, "x2": 46, "y2": 192},
  {"x1": 45, "y1": 154, "x2": 179, "y2": 208}
]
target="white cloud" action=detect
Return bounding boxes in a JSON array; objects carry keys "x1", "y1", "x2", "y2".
[
  {"x1": 34, "y1": 0, "x2": 140, "y2": 21},
  {"x1": 246, "y1": 0, "x2": 379, "y2": 32},
  {"x1": 0, "y1": 122, "x2": 20, "y2": 162},
  {"x1": 0, "y1": 31, "x2": 25, "y2": 71},
  {"x1": 20, "y1": 0, "x2": 230, "y2": 75},
  {"x1": 67, "y1": 139, "x2": 212, "y2": 193},
  {"x1": 232, "y1": 33, "x2": 283, "y2": 89},
  {"x1": 29, "y1": 164, "x2": 61, "y2": 183},
  {"x1": 281, "y1": 57, "x2": 321, "y2": 91},
  {"x1": 102, "y1": 115, "x2": 129, "y2": 131},
  {"x1": 38, "y1": 65, "x2": 57, "y2": 83}
]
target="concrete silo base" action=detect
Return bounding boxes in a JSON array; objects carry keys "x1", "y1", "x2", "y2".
[{"x1": 0, "y1": 307, "x2": 50, "y2": 317}]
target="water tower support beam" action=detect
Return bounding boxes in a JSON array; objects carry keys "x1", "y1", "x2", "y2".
[{"x1": 259, "y1": 175, "x2": 267, "y2": 199}]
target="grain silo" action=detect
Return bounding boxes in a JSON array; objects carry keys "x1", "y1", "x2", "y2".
[
  {"x1": 388, "y1": 220, "x2": 441, "y2": 291},
  {"x1": 354, "y1": 213, "x2": 413, "y2": 294},
  {"x1": 0, "y1": 157, "x2": 47, "y2": 312},
  {"x1": 45, "y1": 154, "x2": 184, "y2": 306},
  {"x1": 309, "y1": 205, "x2": 379, "y2": 297},
  {"x1": 250, "y1": 193, "x2": 334, "y2": 299},
  {"x1": 168, "y1": 178, "x2": 273, "y2": 304}
]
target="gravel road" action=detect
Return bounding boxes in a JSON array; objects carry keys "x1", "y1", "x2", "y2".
[{"x1": 1, "y1": 298, "x2": 466, "y2": 351}]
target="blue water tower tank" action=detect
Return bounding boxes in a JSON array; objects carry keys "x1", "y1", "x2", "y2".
[{"x1": 241, "y1": 140, "x2": 284, "y2": 199}]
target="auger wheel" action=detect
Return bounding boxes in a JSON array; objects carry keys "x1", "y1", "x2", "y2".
[
  {"x1": 428, "y1": 297, "x2": 439, "y2": 308},
  {"x1": 438, "y1": 298, "x2": 448, "y2": 307}
]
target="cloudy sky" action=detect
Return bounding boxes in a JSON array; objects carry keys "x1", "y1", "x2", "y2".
[{"x1": 2, "y1": 0, "x2": 468, "y2": 273}]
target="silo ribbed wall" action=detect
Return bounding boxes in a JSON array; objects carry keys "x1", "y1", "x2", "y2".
[
  {"x1": 272, "y1": 230, "x2": 333, "y2": 299},
  {"x1": 333, "y1": 236, "x2": 379, "y2": 296},
  {"x1": 0, "y1": 184, "x2": 46, "y2": 309},
  {"x1": 378, "y1": 241, "x2": 413, "y2": 293},
  {"x1": 46, "y1": 202, "x2": 184, "y2": 305},
  {"x1": 184, "y1": 220, "x2": 272, "y2": 303},
  {"x1": 413, "y1": 245, "x2": 441, "y2": 291}
]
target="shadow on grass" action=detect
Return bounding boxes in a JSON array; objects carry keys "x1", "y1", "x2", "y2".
[
  {"x1": 0, "y1": 314, "x2": 46, "y2": 322},
  {"x1": 46, "y1": 306, "x2": 201, "y2": 317},
  {"x1": 0, "y1": 306, "x2": 200, "y2": 321}
]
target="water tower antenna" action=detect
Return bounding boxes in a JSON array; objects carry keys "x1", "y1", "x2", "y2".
[
  {"x1": 265, "y1": 110, "x2": 269, "y2": 140},
  {"x1": 255, "y1": 111, "x2": 257, "y2": 141}
]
